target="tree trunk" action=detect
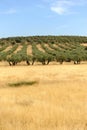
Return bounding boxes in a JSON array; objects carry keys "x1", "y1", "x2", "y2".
[
  {"x1": 47, "y1": 60, "x2": 50, "y2": 65},
  {"x1": 8, "y1": 62, "x2": 12, "y2": 66},
  {"x1": 74, "y1": 61, "x2": 77, "y2": 64},
  {"x1": 32, "y1": 60, "x2": 35, "y2": 65},
  {"x1": 26, "y1": 60, "x2": 30, "y2": 65},
  {"x1": 12, "y1": 62, "x2": 16, "y2": 66}
]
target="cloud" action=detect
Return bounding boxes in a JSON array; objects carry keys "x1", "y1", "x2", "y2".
[
  {"x1": 51, "y1": 6, "x2": 67, "y2": 15},
  {"x1": 0, "y1": 9, "x2": 17, "y2": 15},
  {"x1": 50, "y1": 0, "x2": 87, "y2": 15}
]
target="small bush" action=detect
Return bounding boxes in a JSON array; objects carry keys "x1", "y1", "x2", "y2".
[{"x1": 8, "y1": 81, "x2": 37, "y2": 87}]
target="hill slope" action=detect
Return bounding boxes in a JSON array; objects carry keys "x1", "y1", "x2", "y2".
[{"x1": 0, "y1": 36, "x2": 87, "y2": 65}]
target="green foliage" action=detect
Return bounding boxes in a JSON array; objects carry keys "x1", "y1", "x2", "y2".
[
  {"x1": 55, "y1": 51, "x2": 66, "y2": 64},
  {"x1": 69, "y1": 45, "x2": 87, "y2": 64},
  {"x1": 7, "y1": 44, "x2": 31, "y2": 65},
  {"x1": 32, "y1": 43, "x2": 53, "y2": 65},
  {"x1": 0, "y1": 44, "x2": 8, "y2": 52},
  {"x1": 0, "y1": 44, "x2": 18, "y2": 62}
]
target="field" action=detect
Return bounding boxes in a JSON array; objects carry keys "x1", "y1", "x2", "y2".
[
  {"x1": 0, "y1": 63, "x2": 87, "y2": 130},
  {"x1": 0, "y1": 36, "x2": 87, "y2": 66}
]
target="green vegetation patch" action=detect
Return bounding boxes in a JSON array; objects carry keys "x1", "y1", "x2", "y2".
[{"x1": 8, "y1": 81, "x2": 37, "y2": 87}]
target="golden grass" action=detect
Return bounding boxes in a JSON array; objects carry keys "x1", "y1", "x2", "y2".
[
  {"x1": 36, "y1": 44, "x2": 45, "y2": 52},
  {"x1": 3, "y1": 45, "x2": 12, "y2": 52},
  {"x1": 0, "y1": 64, "x2": 87, "y2": 130},
  {"x1": 81, "y1": 43, "x2": 87, "y2": 46},
  {"x1": 14, "y1": 45, "x2": 23, "y2": 53},
  {"x1": 27, "y1": 45, "x2": 33, "y2": 56},
  {"x1": 44, "y1": 43, "x2": 54, "y2": 50}
]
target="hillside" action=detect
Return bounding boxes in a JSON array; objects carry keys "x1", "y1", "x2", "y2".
[{"x1": 0, "y1": 36, "x2": 87, "y2": 66}]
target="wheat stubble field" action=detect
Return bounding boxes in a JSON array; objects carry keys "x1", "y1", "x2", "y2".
[{"x1": 0, "y1": 63, "x2": 87, "y2": 130}]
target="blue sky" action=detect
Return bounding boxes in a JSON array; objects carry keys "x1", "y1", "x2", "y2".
[{"x1": 0, "y1": 0, "x2": 87, "y2": 38}]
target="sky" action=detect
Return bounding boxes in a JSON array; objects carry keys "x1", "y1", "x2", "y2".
[{"x1": 0, "y1": 0, "x2": 87, "y2": 38}]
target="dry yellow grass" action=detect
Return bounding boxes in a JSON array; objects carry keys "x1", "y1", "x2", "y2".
[
  {"x1": 36, "y1": 44, "x2": 45, "y2": 52},
  {"x1": 81, "y1": 43, "x2": 87, "y2": 46},
  {"x1": 0, "y1": 64, "x2": 87, "y2": 130},
  {"x1": 2, "y1": 45, "x2": 12, "y2": 52},
  {"x1": 44, "y1": 43, "x2": 54, "y2": 50},
  {"x1": 14, "y1": 45, "x2": 23, "y2": 53},
  {"x1": 27, "y1": 45, "x2": 33, "y2": 55}
]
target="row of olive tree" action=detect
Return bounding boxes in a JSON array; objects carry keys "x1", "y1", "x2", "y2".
[
  {"x1": 7, "y1": 44, "x2": 31, "y2": 65},
  {"x1": 0, "y1": 42, "x2": 87, "y2": 66},
  {"x1": 40, "y1": 43, "x2": 87, "y2": 64},
  {"x1": 32, "y1": 43, "x2": 54, "y2": 65},
  {"x1": 0, "y1": 44, "x2": 18, "y2": 62}
]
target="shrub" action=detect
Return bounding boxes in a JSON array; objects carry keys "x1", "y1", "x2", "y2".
[{"x1": 8, "y1": 81, "x2": 37, "y2": 87}]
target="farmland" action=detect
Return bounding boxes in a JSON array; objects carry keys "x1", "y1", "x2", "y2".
[
  {"x1": 0, "y1": 36, "x2": 87, "y2": 130},
  {"x1": 0, "y1": 36, "x2": 87, "y2": 65}
]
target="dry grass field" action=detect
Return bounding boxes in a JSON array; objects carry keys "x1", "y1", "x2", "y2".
[{"x1": 0, "y1": 62, "x2": 87, "y2": 130}]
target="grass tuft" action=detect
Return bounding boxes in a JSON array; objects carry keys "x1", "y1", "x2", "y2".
[{"x1": 8, "y1": 81, "x2": 37, "y2": 87}]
